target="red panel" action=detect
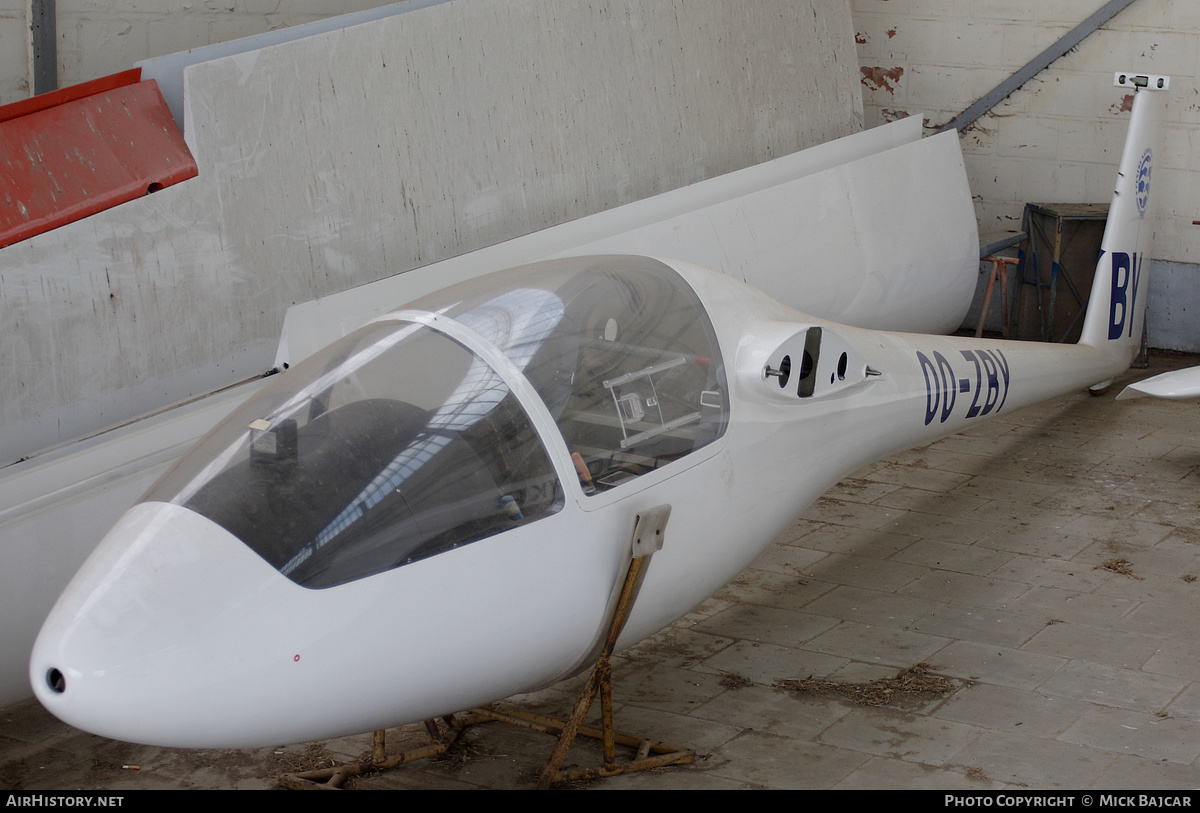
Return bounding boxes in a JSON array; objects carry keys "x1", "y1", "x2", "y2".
[
  {"x1": 0, "y1": 69, "x2": 142, "y2": 124},
  {"x1": 0, "y1": 75, "x2": 198, "y2": 249}
]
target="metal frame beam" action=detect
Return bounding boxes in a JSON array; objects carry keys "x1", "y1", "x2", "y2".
[
  {"x1": 30, "y1": 0, "x2": 57, "y2": 95},
  {"x1": 938, "y1": 0, "x2": 1141, "y2": 134}
]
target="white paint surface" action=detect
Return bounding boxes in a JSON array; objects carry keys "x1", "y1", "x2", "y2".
[{"x1": 0, "y1": 381, "x2": 263, "y2": 706}]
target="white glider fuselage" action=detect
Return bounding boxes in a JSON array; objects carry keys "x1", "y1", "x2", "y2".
[
  {"x1": 29, "y1": 74, "x2": 1167, "y2": 749},
  {"x1": 21, "y1": 261, "x2": 1141, "y2": 749}
]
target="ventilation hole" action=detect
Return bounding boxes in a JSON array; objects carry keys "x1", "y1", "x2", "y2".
[
  {"x1": 838, "y1": 352, "x2": 848, "y2": 380},
  {"x1": 46, "y1": 668, "x2": 65, "y2": 694}
]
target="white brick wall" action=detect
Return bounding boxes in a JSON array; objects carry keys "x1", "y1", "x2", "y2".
[
  {"x1": 0, "y1": 0, "x2": 25, "y2": 101},
  {"x1": 851, "y1": 0, "x2": 1200, "y2": 266},
  {"x1": 0, "y1": 0, "x2": 395, "y2": 105},
  {"x1": 0, "y1": 15, "x2": 25, "y2": 101}
]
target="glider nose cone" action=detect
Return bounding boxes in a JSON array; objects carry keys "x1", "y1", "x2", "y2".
[{"x1": 30, "y1": 501, "x2": 283, "y2": 747}]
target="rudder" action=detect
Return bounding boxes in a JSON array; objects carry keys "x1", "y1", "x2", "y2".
[{"x1": 1078, "y1": 73, "x2": 1170, "y2": 368}]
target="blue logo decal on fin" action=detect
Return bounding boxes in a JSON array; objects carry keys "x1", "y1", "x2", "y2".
[{"x1": 1136, "y1": 148, "x2": 1152, "y2": 217}]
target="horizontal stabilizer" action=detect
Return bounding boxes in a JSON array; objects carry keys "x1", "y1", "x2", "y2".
[{"x1": 1116, "y1": 366, "x2": 1200, "y2": 400}]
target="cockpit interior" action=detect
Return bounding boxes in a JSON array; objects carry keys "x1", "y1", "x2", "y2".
[{"x1": 143, "y1": 256, "x2": 730, "y2": 589}]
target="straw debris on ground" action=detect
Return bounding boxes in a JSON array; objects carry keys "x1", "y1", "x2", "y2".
[
  {"x1": 718, "y1": 672, "x2": 755, "y2": 690},
  {"x1": 283, "y1": 743, "x2": 339, "y2": 775},
  {"x1": 1098, "y1": 558, "x2": 1144, "y2": 580},
  {"x1": 774, "y1": 662, "x2": 957, "y2": 707}
]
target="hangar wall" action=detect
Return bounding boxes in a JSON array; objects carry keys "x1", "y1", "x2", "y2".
[
  {"x1": 0, "y1": 0, "x2": 864, "y2": 465},
  {"x1": 0, "y1": 0, "x2": 397, "y2": 104},
  {"x1": 0, "y1": 0, "x2": 26, "y2": 103},
  {"x1": 851, "y1": 0, "x2": 1200, "y2": 350}
]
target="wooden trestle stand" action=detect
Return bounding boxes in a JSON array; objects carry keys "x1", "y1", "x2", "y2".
[{"x1": 280, "y1": 505, "x2": 694, "y2": 790}]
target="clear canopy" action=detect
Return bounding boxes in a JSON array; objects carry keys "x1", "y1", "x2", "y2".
[
  {"x1": 143, "y1": 256, "x2": 728, "y2": 588},
  {"x1": 408, "y1": 255, "x2": 729, "y2": 493},
  {"x1": 145, "y1": 322, "x2": 563, "y2": 588}
]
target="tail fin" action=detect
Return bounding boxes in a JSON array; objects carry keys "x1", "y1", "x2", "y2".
[{"x1": 1078, "y1": 72, "x2": 1170, "y2": 366}]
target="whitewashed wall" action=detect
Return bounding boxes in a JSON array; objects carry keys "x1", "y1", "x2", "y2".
[
  {"x1": 0, "y1": 0, "x2": 24, "y2": 102},
  {"x1": 0, "y1": 0, "x2": 863, "y2": 465},
  {"x1": 851, "y1": 0, "x2": 1200, "y2": 349},
  {"x1": 0, "y1": 0, "x2": 396, "y2": 104}
]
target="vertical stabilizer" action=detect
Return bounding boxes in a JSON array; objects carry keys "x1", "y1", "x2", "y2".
[{"x1": 1078, "y1": 73, "x2": 1170, "y2": 368}]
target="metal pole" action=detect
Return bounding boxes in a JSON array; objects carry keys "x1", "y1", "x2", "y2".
[
  {"x1": 30, "y1": 0, "x2": 57, "y2": 95},
  {"x1": 938, "y1": 0, "x2": 1140, "y2": 134}
]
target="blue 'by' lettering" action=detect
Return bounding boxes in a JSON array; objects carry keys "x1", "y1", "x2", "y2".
[{"x1": 1108, "y1": 251, "x2": 1142, "y2": 340}]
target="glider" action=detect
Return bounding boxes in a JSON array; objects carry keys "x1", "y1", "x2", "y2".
[{"x1": 30, "y1": 72, "x2": 1168, "y2": 749}]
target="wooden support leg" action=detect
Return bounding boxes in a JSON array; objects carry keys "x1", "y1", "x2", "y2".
[{"x1": 976, "y1": 256, "x2": 1017, "y2": 338}]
